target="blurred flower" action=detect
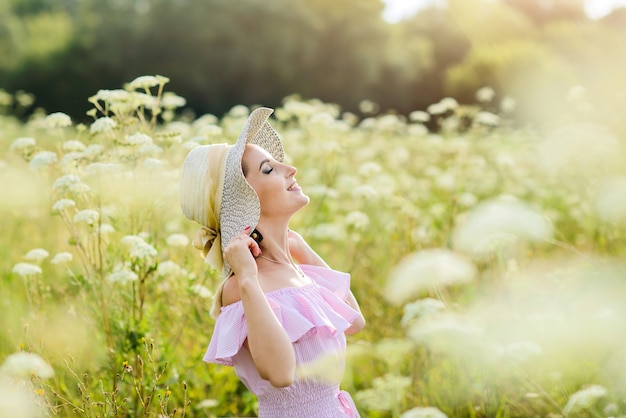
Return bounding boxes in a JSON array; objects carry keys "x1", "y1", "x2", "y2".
[
  {"x1": 124, "y1": 133, "x2": 153, "y2": 146},
  {"x1": 12, "y1": 263, "x2": 42, "y2": 277},
  {"x1": 401, "y1": 406, "x2": 448, "y2": 418},
  {"x1": 162, "y1": 92, "x2": 186, "y2": 109},
  {"x1": 594, "y1": 177, "x2": 626, "y2": 225},
  {"x1": 9, "y1": 137, "x2": 36, "y2": 151},
  {"x1": 457, "y1": 192, "x2": 478, "y2": 207},
  {"x1": 84, "y1": 162, "x2": 122, "y2": 176},
  {"x1": 386, "y1": 249, "x2": 477, "y2": 304},
  {"x1": 566, "y1": 85, "x2": 587, "y2": 103},
  {"x1": 452, "y1": 198, "x2": 552, "y2": 258},
  {"x1": 157, "y1": 260, "x2": 187, "y2": 277},
  {"x1": 345, "y1": 211, "x2": 369, "y2": 230},
  {"x1": 73, "y1": 209, "x2": 99, "y2": 225},
  {"x1": 562, "y1": 385, "x2": 607, "y2": 416},
  {"x1": 197, "y1": 124, "x2": 222, "y2": 138},
  {"x1": 107, "y1": 268, "x2": 138, "y2": 284},
  {"x1": 190, "y1": 284, "x2": 212, "y2": 299},
  {"x1": 500, "y1": 96, "x2": 516, "y2": 113},
  {"x1": 24, "y1": 248, "x2": 49, "y2": 263},
  {"x1": 408, "y1": 124, "x2": 428, "y2": 136},
  {"x1": 128, "y1": 75, "x2": 160, "y2": 90},
  {"x1": 143, "y1": 158, "x2": 166, "y2": 170},
  {"x1": 409, "y1": 110, "x2": 430, "y2": 123},
  {"x1": 229, "y1": 105, "x2": 249, "y2": 118},
  {"x1": 166, "y1": 233, "x2": 190, "y2": 247},
  {"x1": 0, "y1": 376, "x2": 42, "y2": 417},
  {"x1": 309, "y1": 112, "x2": 335, "y2": 126},
  {"x1": 359, "y1": 100, "x2": 379, "y2": 114},
  {"x1": 45, "y1": 112, "x2": 72, "y2": 128},
  {"x1": 408, "y1": 313, "x2": 481, "y2": 345},
  {"x1": 121, "y1": 235, "x2": 157, "y2": 261},
  {"x1": 29, "y1": 151, "x2": 57, "y2": 169},
  {"x1": 51, "y1": 252, "x2": 73, "y2": 264},
  {"x1": 401, "y1": 298, "x2": 446, "y2": 327},
  {"x1": 356, "y1": 374, "x2": 412, "y2": 411},
  {"x1": 98, "y1": 223, "x2": 115, "y2": 235},
  {"x1": 476, "y1": 86, "x2": 495, "y2": 103},
  {"x1": 352, "y1": 184, "x2": 378, "y2": 200},
  {"x1": 474, "y1": 111, "x2": 500, "y2": 127},
  {"x1": 90, "y1": 117, "x2": 117, "y2": 134},
  {"x1": 92, "y1": 89, "x2": 130, "y2": 104},
  {"x1": 196, "y1": 399, "x2": 219, "y2": 409},
  {"x1": 52, "y1": 174, "x2": 82, "y2": 192},
  {"x1": 0, "y1": 352, "x2": 54, "y2": 379},
  {"x1": 83, "y1": 144, "x2": 104, "y2": 159},
  {"x1": 358, "y1": 162, "x2": 382, "y2": 177}
]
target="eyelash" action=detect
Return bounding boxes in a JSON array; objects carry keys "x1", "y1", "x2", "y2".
[{"x1": 262, "y1": 167, "x2": 273, "y2": 174}]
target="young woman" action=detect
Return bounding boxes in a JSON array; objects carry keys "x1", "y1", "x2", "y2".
[{"x1": 179, "y1": 107, "x2": 365, "y2": 417}]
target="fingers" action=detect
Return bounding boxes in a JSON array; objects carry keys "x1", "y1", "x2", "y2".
[{"x1": 226, "y1": 227, "x2": 261, "y2": 257}]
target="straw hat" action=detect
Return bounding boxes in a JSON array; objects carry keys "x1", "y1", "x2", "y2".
[{"x1": 179, "y1": 107, "x2": 284, "y2": 277}]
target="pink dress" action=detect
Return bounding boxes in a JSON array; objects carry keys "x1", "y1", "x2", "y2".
[{"x1": 204, "y1": 264, "x2": 361, "y2": 417}]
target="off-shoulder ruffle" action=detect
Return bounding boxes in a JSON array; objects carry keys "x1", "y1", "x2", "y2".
[{"x1": 203, "y1": 265, "x2": 359, "y2": 366}]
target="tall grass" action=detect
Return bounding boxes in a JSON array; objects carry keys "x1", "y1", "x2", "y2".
[{"x1": 1, "y1": 78, "x2": 625, "y2": 417}]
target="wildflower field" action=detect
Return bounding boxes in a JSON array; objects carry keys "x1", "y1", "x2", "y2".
[{"x1": 1, "y1": 75, "x2": 626, "y2": 418}]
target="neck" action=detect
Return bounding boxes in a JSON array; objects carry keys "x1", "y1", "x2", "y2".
[{"x1": 255, "y1": 219, "x2": 291, "y2": 263}]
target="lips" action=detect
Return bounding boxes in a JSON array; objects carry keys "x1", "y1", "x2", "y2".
[{"x1": 287, "y1": 182, "x2": 299, "y2": 191}]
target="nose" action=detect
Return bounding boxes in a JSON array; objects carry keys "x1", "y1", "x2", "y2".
[{"x1": 283, "y1": 163, "x2": 297, "y2": 178}]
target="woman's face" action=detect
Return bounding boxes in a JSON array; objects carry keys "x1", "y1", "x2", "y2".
[{"x1": 242, "y1": 144, "x2": 309, "y2": 218}]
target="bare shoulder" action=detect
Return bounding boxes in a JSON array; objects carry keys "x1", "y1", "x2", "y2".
[{"x1": 221, "y1": 275, "x2": 242, "y2": 306}]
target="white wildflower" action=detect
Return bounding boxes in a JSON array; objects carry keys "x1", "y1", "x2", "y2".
[
  {"x1": 90, "y1": 117, "x2": 117, "y2": 134},
  {"x1": 196, "y1": 399, "x2": 219, "y2": 409},
  {"x1": 84, "y1": 162, "x2": 122, "y2": 176},
  {"x1": 474, "y1": 111, "x2": 500, "y2": 126},
  {"x1": 229, "y1": 105, "x2": 249, "y2": 118},
  {"x1": 0, "y1": 352, "x2": 54, "y2": 379},
  {"x1": 408, "y1": 124, "x2": 428, "y2": 136},
  {"x1": 352, "y1": 184, "x2": 378, "y2": 200},
  {"x1": 409, "y1": 313, "x2": 481, "y2": 345},
  {"x1": 190, "y1": 284, "x2": 213, "y2": 299},
  {"x1": 427, "y1": 102, "x2": 448, "y2": 115},
  {"x1": 197, "y1": 124, "x2": 223, "y2": 138},
  {"x1": 93, "y1": 89, "x2": 131, "y2": 103},
  {"x1": 69, "y1": 182, "x2": 91, "y2": 194},
  {"x1": 157, "y1": 260, "x2": 186, "y2": 277},
  {"x1": 401, "y1": 406, "x2": 448, "y2": 418},
  {"x1": 59, "y1": 152, "x2": 83, "y2": 169},
  {"x1": 500, "y1": 96, "x2": 516, "y2": 113},
  {"x1": 358, "y1": 100, "x2": 379, "y2": 114},
  {"x1": 562, "y1": 385, "x2": 607, "y2": 416},
  {"x1": 45, "y1": 112, "x2": 72, "y2": 128},
  {"x1": 52, "y1": 199, "x2": 76, "y2": 212},
  {"x1": 386, "y1": 249, "x2": 477, "y2": 304},
  {"x1": 594, "y1": 176, "x2": 626, "y2": 225},
  {"x1": 9, "y1": 137, "x2": 36, "y2": 151},
  {"x1": 50, "y1": 252, "x2": 73, "y2": 264},
  {"x1": 355, "y1": 374, "x2": 412, "y2": 412},
  {"x1": 107, "y1": 269, "x2": 138, "y2": 284},
  {"x1": 29, "y1": 151, "x2": 57, "y2": 169},
  {"x1": 162, "y1": 92, "x2": 186, "y2": 109},
  {"x1": 409, "y1": 110, "x2": 430, "y2": 123},
  {"x1": 452, "y1": 198, "x2": 552, "y2": 258},
  {"x1": 0, "y1": 377, "x2": 42, "y2": 417},
  {"x1": 475, "y1": 86, "x2": 496, "y2": 103},
  {"x1": 124, "y1": 132, "x2": 153, "y2": 146},
  {"x1": 440, "y1": 97, "x2": 458, "y2": 110},
  {"x1": 166, "y1": 233, "x2": 190, "y2": 247},
  {"x1": 345, "y1": 211, "x2": 370, "y2": 230},
  {"x1": 128, "y1": 75, "x2": 160, "y2": 90},
  {"x1": 24, "y1": 248, "x2": 49, "y2": 263},
  {"x1": 83, "y1": 144, "x2": 104, "y2": 158},
  {"x1": 457, "y1": 192, "x2": 478, "y2": 207},
  {"x1": 73, "y1": 209, "x2": 100, "y2": 225},
  {"x1": 401, "y1": 298, "x2": 446, "y2": 327},
  {"x1": 52, "y1": 174, "x2": 82, "y2": 192},
  {"x1": 309, "y1": 112, "x2": 335, "y2": 126},
  {"x1": 121, "y1": 235, "x2": 157, "y2": 261},
  {"x1": 98, "y1": 223, "x2": 115, "y2": 235},
  {"x1": 12, "y1": 263, "x2": 42, "y2": 277},
  {"x1": 138, "y1": 143, "x2": 164, "y2": 156},
  {"x1": 358, "y1": 162, "x2": 382, "y2": 177}
]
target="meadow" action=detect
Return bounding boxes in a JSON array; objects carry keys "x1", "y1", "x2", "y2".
[{"x1": 1, "y1": 75, "x2": 626, "y2": 417}]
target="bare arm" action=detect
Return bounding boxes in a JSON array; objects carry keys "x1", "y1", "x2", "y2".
[
  {"x1": 223, "y1": 229, "x2": 295, "y2": 387},
  {"x1": 288, "y1": 230, "x2": 366, "y2": 334}
]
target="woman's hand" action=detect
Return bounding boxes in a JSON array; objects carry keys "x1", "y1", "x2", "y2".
[{"x1": 224, "y1": 226, "x2": 262, "y2": 281}]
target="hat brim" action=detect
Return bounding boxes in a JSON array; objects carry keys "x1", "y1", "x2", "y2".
[{"x1": 219, "y1": 107, "x2": 285, "y2": 277}]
